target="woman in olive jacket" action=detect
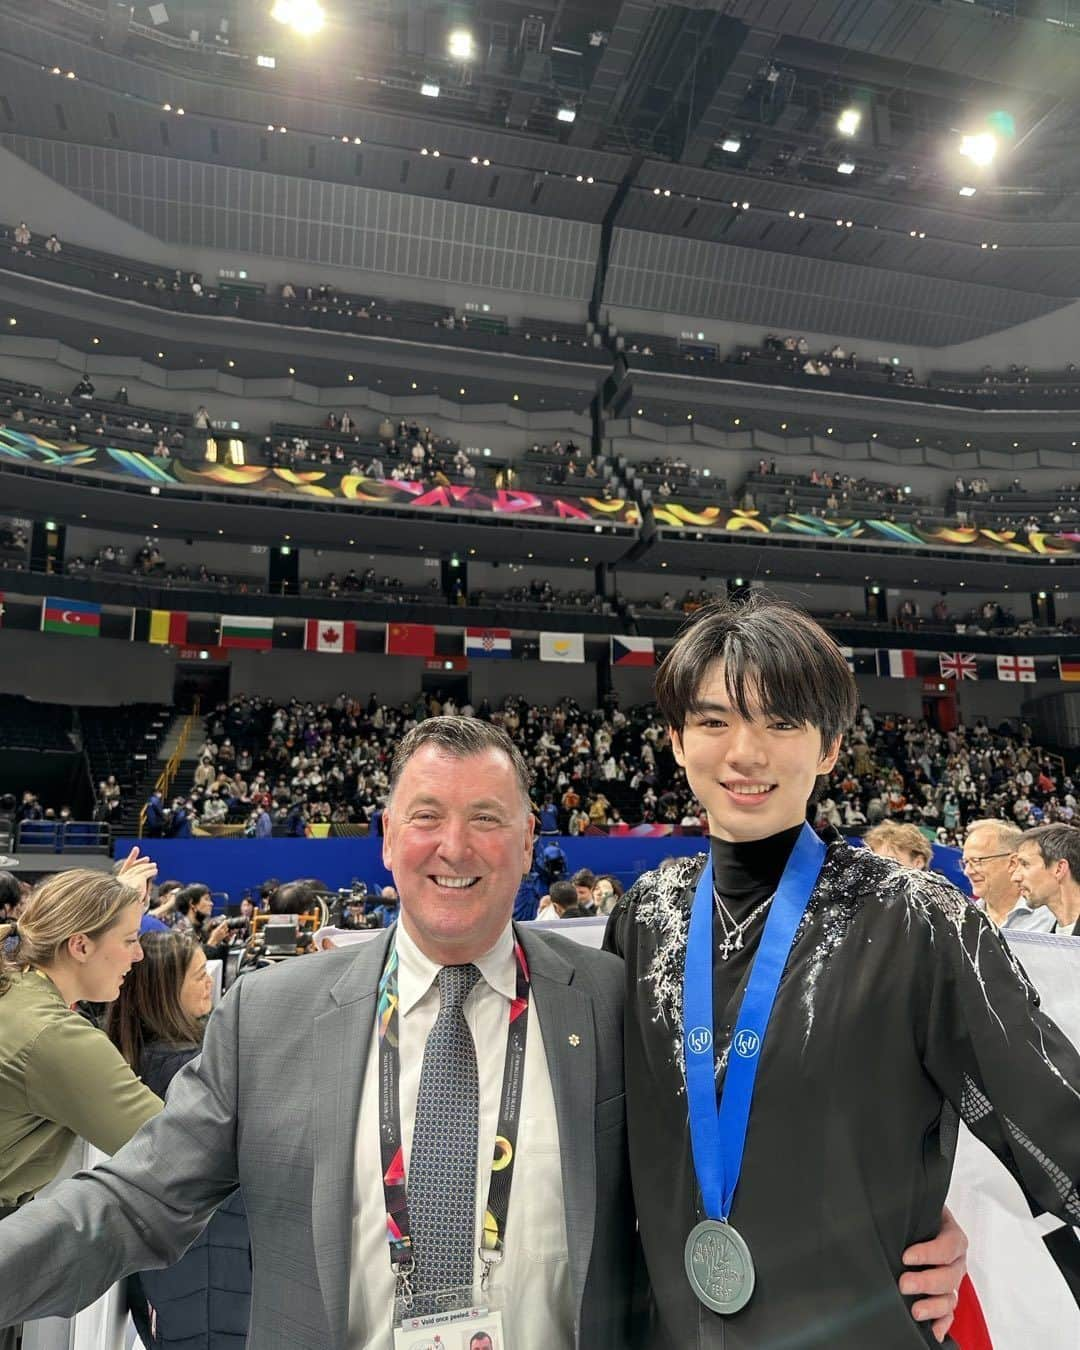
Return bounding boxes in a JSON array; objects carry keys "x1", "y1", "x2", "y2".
[{"x1": 0, "y1": 864, "x2": 164, "y2": 1350}]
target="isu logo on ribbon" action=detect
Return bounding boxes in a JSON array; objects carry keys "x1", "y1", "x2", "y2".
[
  {"x1": 687, "y1": 1026, "x2": 713, "y2": 1055},
  {"x1": 733, "y1": 1029, "x2": 761, "y2": 1059}
]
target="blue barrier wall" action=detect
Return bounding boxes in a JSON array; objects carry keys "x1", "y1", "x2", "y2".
[{"x1": 118, "y1": 835, "x2": 970, "y2": 906}]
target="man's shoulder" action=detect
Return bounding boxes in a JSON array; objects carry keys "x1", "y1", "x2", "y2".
[
  {"x1": 520, "y1": 927, "x2": 624, "y2": 993},
  {"x1": 235, "y1": 939, "x2": 386, "y2": 1008},
  {"x1": 825, "y1": 838, "x2": 971, "y2": 927}
]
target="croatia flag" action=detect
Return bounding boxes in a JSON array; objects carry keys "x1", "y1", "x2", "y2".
[
  {"x1": 875, "y1": 649, "x2": 916, "y2": 678},
  {"x1": 304, "y1": 619, "x2": 356, "y2": 654},
  {"x1": 464, "y1": 627, "x2": 512, "y2": 659}
]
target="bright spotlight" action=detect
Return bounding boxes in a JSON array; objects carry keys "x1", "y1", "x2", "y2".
[
  {"x1": 958, "y1": 185, "x2": 977, "y2": 197},
  {"x1": 270, "y1": 0, "x2": 325, "y2": 37},
  {"x1": 557, "y1": 106, "x2": 577, "y2": 123},
  {"x1": 447, "y1": 28, "x2": 474, "y2": 60},
  {"x1": 421, "y1": 81, "x2": 441, "y2": 98},
  {"x1": 959, "y1": 132, "x2": 997, "y2": 167},
  {"x1": 836, "y1": 107, "x2": 861, "y2": 137},
  {"x1": 721, "y1": 137, "x2": 742, "y2": 153},
  {"x1": 837, "y1": 160, "x2": 856, "y2": 175}
]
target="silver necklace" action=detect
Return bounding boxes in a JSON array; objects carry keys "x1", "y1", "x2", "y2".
[{"x1": 712, "y1": 888, "x2": 775, "y2": 961}]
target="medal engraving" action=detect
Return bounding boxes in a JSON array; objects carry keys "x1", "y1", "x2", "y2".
[{"x1": 684, "y1": 1220, "x2": 755, "y2": 1315}]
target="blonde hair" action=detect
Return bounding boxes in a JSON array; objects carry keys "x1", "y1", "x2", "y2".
[
  {"x1": 0, "y1": 870, "x2": 141, "y2": 997},
  {"x1": 864, "y1": 821, "x2": 933, "y2": 866}
]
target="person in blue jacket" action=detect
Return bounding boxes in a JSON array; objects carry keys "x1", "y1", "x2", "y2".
[{"x1": 105, "y1": 931, "x2": 251, "y2": 1350}]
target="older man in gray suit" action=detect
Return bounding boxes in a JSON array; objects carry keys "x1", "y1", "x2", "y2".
[
  {"x1": 0, "y1": 718, "x2": 632, "y2": 1349},
  {"x1": 0, "y1": 717, "x2": 963, "y2": 1348}
]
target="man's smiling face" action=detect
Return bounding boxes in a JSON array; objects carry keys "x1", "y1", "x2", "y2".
[
  {"x1": 382, "y1": 744, "x2": 534, "y2": 963},
  {"x1": 671, "y1": 660, "x2": 840, "y2": 843}
]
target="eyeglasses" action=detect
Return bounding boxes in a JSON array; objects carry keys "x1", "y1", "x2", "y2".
[{"x1": 960, "y1": 851, "x2": 1013, "y2": 871}]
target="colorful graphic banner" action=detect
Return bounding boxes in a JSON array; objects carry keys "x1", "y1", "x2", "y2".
[
  {"x1": 652, "y1": 502, "x2": 1080, "y2": 558},
  {"x1": 0, "y1": 429, "x2": 640, "y2": 527}
]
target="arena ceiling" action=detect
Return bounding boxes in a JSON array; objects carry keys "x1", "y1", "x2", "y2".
[{"x1": 5, "y1": 1, "x2": 1080, "y2": 341}]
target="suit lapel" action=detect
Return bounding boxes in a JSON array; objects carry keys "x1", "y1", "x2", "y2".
[
  {"x1": 311, "y1": 930, "x2": 393, "y2": 1350},
  {"x1": 517, "y1": 926, "x2": 596, "y2": 1329}
]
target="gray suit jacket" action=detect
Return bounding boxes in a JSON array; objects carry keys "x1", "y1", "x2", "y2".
[{"x1": 0, "y1": 926, "x2": 633, "y2": 1349}]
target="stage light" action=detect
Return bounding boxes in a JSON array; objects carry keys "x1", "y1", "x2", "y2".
[
  {"x1": 421, "y1": 81, "x2": 441, "y2": 98},
  {"x1": 7, "y1": 317, "x2": 14, "y2": 326},
  {"x1": 447, "y1": 28, "x2": 474, "y2": 60},
  {"x1": 837, "y1": 107, "x2": 861, "y2": 137},
  {"x1": 959, "y1": 132, "x2": 997, "y2": 167},
  {"x1": 557, "y1": 107, "x2": 577, "y2": 123},
  {"x1": 270, "y1": 1, "x2": 325, "y2": 37},
  {"x1": 256, "y1": 54, "x2": 276, "y2": 68},
  {"x1": 837, "y1": 160, "x2": 855, "y2": 175},
  {"x1": 721, "y1": 137, "x2": 741, "y2": 153},
  {"x1": 959, "y1": 185, "x2": 977, "y2": 197}
]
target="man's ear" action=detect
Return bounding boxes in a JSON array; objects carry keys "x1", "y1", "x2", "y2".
[
  {"x1": 818, "y1": 734, "x2": 843, "y2": 776},
  {"x1": 381, "y1": 807, "x2": 395, "y2": 872},
  {"x1": 670, "y1": 727, "x2": 686, "y2": 768}
]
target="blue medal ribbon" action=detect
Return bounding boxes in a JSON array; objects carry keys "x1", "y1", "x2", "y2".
[{"x1": 683, "y1": 822, "x2": 827, "y2": 1222}]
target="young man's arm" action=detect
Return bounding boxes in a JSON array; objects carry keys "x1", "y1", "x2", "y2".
[
  {"x1": 921, "y1": 892, "x2": 1080, "y2": 1225},
  {"x1": 0, "y1": 978, "x2": 244, "y2": 1330}
]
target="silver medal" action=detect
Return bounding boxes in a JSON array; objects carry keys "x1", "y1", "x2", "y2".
[{"x1": 684, "y1": 1219, "x2": 756, "y2": 1315}]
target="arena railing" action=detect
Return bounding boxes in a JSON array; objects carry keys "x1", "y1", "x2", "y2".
[{"x1": 137, "y1": 700, "x2": 199, "y2": 839}]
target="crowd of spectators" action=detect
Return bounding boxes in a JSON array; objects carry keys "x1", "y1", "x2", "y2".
[
  {"x1": 815, "y1": 708, "x2": 1075, "y2": 846},
  {"x1": 1, "y1": 381, "x2": 187, "y2": 456},
  {"x1": 146, "y1": 693, "x2": 1074, "y2": 847}
]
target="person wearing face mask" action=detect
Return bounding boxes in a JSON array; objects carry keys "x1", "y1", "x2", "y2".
[
  {"x1": 0, "y1": 869, "x2": 164, "y2": 1350},
  {"x1": 962, "y1": 819, "x2": 1054, "y2": 931}
]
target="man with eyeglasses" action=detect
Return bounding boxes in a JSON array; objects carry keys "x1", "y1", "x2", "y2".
[{"x1": 961, "y1": 820, "x2": 1054, "y2": 932}]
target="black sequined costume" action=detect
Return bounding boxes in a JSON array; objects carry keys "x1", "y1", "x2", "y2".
[{"x1": 604, "y1": 826, "x2": 1080, "y2": 1349}]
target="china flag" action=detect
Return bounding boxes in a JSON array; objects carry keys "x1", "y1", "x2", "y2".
[
  {"x1": 304, "y1": 619, "x2": 356, "y2": 654},
  {"x1": 385, "y1": 623, "x2": 435, "y2": 657}
]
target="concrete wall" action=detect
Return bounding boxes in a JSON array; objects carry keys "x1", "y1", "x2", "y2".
[{"x1": 0, "y1": 145, "x2": 586, "y2": 326}]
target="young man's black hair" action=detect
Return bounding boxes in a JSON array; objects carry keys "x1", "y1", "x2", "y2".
[{"x1": 655, "y1": 593, "x2": 858, "y2": 749}]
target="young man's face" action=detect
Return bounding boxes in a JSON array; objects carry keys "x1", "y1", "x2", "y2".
[
  {"x1": 671, "y1": 661, "x2": 840, "y2": 843},
  {"x1": 1010, "y1": 842, "x2": 1062, "y2": 908}
]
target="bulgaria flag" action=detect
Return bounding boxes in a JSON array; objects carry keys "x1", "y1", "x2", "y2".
[
  {"x1": 41, "y1": 596, "x2": 101, "y2": 637},
  {"x1": 386, "y1": 623, "x2": 435, "y2": 657},
  {"x1": 305, "y1": 619, "x2": 356, "y2": 654},
  {"x1": 219, "y1": 615, "x2": 274, "y2": 650},
  {"x1": 464, "y1": 627, "x2": 511, "y2": 659},
  {"x1": 610, "y1": 635, "x2": 655, "y2": 667},
  {"x1": 875, "y1": 648, "x2": 916, "y2": 678}
]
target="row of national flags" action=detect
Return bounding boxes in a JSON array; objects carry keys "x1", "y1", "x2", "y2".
[
  {"x1": 870, "y1": 647, "x2": 1080, "y2": 683},
  {"x1": 9, "y1": 598, "x2": 1080, "y2": 680}
]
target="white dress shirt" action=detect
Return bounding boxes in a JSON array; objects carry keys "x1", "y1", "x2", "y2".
[{"x1": 347, "y1": 922, "x2": 573, "y2": 1349}]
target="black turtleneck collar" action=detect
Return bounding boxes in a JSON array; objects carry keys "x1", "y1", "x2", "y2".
[{"x1": 709, "y1": 822, "x2": 805, "y2": 910}]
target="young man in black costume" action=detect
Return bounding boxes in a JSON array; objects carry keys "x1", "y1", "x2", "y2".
[{"x1": 605, "y1": 596, "x2": 1080, "y2": 1350}]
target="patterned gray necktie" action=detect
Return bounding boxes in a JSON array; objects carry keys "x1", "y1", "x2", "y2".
[{"x1": 408, "y1": 963, "x2": 482, "y2": 1295}]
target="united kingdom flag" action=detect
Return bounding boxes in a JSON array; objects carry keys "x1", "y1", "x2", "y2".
[{"x1": 939, "y1": 652, "x2": 978, "y2": 681}]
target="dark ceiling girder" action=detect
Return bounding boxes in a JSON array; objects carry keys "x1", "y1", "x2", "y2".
[
  {"x1": 682, "y1": 26, "x2": 777, "y2": 167},
  {"x1": 568, "y1": 0, "x2": 660, "y2": 148}
]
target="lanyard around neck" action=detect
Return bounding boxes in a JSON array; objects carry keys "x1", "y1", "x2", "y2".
[{"x1": 376, "y1": 937, "x2": 531, "y2": 1280}]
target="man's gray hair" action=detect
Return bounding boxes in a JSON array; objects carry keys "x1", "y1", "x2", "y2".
[
  {"x1": 387, "y1": 716, "x2": 532, "y2": 812},
  {"x1": 964, "y1": 818, "x2": 1024, "y2": 852}
]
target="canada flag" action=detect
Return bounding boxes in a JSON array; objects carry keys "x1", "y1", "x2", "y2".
[{"x1": 304, "y1": 619, "x2": 356, "y2": 654}]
